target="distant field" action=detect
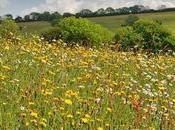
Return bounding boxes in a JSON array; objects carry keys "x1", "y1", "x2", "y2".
[
  {"x1": 89, "y1": 11, "x2": 175, "y2": 35},
  {"x1": 18, "y1": 11, "x2": 175, "y2": 35},
  {"x1": 18, "y1": 21, "x2": 53, "y2": 34}
]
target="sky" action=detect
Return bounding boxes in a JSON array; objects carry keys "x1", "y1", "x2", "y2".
[{"x1": 0, "y1": 0, "x2": 175, "y2": 17}]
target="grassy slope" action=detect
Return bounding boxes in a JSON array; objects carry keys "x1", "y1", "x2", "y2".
[
  {"x1": 88, "y1": 11, "x2": 175, "y2": 35},
  {"x1": 18, "y1": 21, "x2": 53, "y2": 34},
  {"x1": 18, "y1": 11, "x2": 175, "y2": 35}
]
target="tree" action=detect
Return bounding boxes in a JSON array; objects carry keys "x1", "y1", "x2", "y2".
[
  {"x1": 4, "y1": 14, "x2": 13, "y2": 19},
  {"x1": 63, "y1": 13, "x2": 75, "y2": 18},
  {"x1": 30, "y1": 12, "x2": 40, "y2": 21},
  {"x1": 24, "y1": 15, "x2": 31, "y2": 22},
  {"x1": 40, "y1": 11, "x2": 51, "y2": 21},
  {"x1": 105, "y1": 7, "x2": 115, "y2": 14},
  {"x1": 118, "y1": 7, "x2": 130, "y2": 14},
  {"x1": 94, "y1": 8, "x2": 105, "y2": 16},
  {"x1": 129, "y1": 5, "x2": 146, "y2": 13},
  {"x1": 50, "y1": 12, "x2": 62, "y2": 20},
  {"x1": 15, "y1": 16, "x2": 23, "y2": 22},
  {"x1": 76, "y1": 9, "x2": 93, "y2": 17}
]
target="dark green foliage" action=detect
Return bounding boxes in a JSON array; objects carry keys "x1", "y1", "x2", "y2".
[
  {"x1": 0, "y1": 19, "x2": 19, "y2": 39},
  {"x1": 41, "y1": 28, "x2": 61, "y2": 43},
  {"x1": 50, "y1": 18, "x2": 62, "y2": 27},
  {"x1": 123, "y1": 15, "x2": 139, "y2": 26},
  {"x1": 133, "y1": 20, "x2": 175, "y2": 51},
  {"x1": 58, "y1": 17, "x2": 113, "y2": 47},
  {"x1": 115, "y1": 19, "x2": 175, "y2": 52},
  {"x1": 114, "y1": 27, "x2": 144, "y2": 50}
]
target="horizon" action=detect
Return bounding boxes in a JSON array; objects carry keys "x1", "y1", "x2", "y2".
[{"x1": 0, "y1": 0, "x2": 175, "y2": 17}]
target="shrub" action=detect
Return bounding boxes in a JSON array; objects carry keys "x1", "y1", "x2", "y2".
[
  {"x1": 0, "y1": 19, "x2": 19, "y2": 39},
  {"x1": 115, "y1": 19, "x2": 175, "y2": 52},
  {"x1": 50, "y1": 18, "x2": 62, "y2": 27},
  {"x1": 58, "y1": 17, "x2": 113, "y2": 47},
  {"x1": 114, "y1": 27, "x2": 144, "y2": 50},
  {"x1": 41, "y1": 28, "x2": 61, "y2": 43},
  {"x1": 122, "y1": 15, "x2": 139, "y2": 26},
  {"x1": 133, "y1": 19, "x2": 175, "y2": 51}
]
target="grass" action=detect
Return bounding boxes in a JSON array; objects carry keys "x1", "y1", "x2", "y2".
[
  {"x1": 89, "y1": 12, "x2": 175, "y2": 34},
  {"x1": 0, "y1": 37, "x2": 175, "y2": 129},
  {"x1": 88, "y1": 11, "x2": 175, "y2": 35},
  {"x1": 18, "y1": 21, "x2": 53, "y2": 34},
  {"x1": 18, "y1": 11, "x2": 175, "y2": 35}
]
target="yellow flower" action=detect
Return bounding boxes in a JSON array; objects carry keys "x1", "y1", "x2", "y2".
[
  {"x1": 97, "y1": 127, "x2": 104, "y2": 130},
  {"x1": 65, "y1": 90, "x2": 78, "y2": 97},
  {"x1": 81, "y1": 114, "x2": 91, "y2": 124},
  {"x1": 29, "y1": 102, "x2": 35, "y2": 105},
  {"x1": 67, "y1": 114, "x2": 73, "y2": 118},
  {"x1": 2, "y1": 65, "x2": 11, "y2": 71},
  {"x1": 25, "y1": 122, "x2": 29, "y2": 126},
  {"x1": 39, "y1": 121, "x2": 47, "y2": 127},
  {"x1": 64, "y1": 99, "x2": 73, "y2": 105},
  {"x1": 85, "y1": 114, "x2": 91, "y2": 118},
  {"x1": 81, "y1": 117, "x2": 90, "y2": 124},
  {"x1": 158, "y1": 87, "x2": 165, "y2": 91},
  {"x1": 107, "y1": 107, "x2": 112, "y2": 113},
  {"x1": 30, "y1": 112, "x2": 38, "y2": 118}
]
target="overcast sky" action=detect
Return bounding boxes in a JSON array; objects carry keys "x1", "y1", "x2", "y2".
[{"x1": 0, "y1": 0, "x2": 175, "y2": 16}]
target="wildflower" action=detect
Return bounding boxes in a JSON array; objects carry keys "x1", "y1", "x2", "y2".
[
  {"x1": 29, "y1": 102, "x2": 35, "y2": 105},
  {"x1": 25, "y1": 122, "x2": 29, "y2": 126},
  {"x1": 81, "y1": 114, "x2": 91, "y2": 124},
  {"x1": 20, "y1": 106, "x2": 25, "y2": 111},
  {"x1": 2, "y1": 65, "x2": 11, "y2": 71},
  {"x1": 76, "y1": 111, "x2": 81, "y2": 115},
  {"x1": 67, "y1": 114, "x2": 73, "y2": 118},
  {"x1": 65, "y1": 90, "x2": 78, "y2": 97},
  {"x1": 95, "y1": 98, "x2": 101, "y2": 104},
  {"x1": 81, "y1": 117, "x2": 90, "y2": 124},
  {"x1": 107, "y1": 107, "x2": 112, "y2": 113},
  {"x1": 158, "y1": 87, "x2": 166, "y2": 91},
  {"x1": 78, "y1": 85, "x2": 85, "y2": 89},
  {"x1": 48, "y1": 112, "x2": 53, "y2": 116},
  {"x1": 30, "y1": 112, "x2": 38, "y2": 118},
  {"x1": 64, "y1": 99, "x2": 73, "y2": 105},
  {"x1": 97, "y1": 127, "x2": 104, "y2": 130},
  {"x1": 39, "y1": 121, "x2": 47, "y2": 127}
]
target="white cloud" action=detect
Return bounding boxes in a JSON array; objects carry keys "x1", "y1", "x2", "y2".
[
  {"x1": 0, "y1": 0, "x2": 8, "y2": 9},
  {"x1": 23, "y1": 0, "x2": 175, "y2": 15}
]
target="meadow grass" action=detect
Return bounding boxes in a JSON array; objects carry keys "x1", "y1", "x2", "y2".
[
  {"x1": 18, "y1": 21, "x2": 53, "y2": 35},
  {"x1": 0, "y1": 37, "x2": 175, "y2": 130},
  {"x1": 18, "y1": 11, "x2": 175, "y2": 35},
  {"x1": 88, "y1": 11, "x2": 175, "y2": 35}
]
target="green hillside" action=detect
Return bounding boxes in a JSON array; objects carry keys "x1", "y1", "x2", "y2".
[
  {"x1": 89, "y1": 11, "x2": 175, "y2": 35},
  {"x1": 18, "y1": 11, "x2": 175, "y2": 35}
]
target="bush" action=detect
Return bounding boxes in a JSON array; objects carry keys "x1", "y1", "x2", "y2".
[
  {"x1": 114, "y1": 27, "x2": 144, "y2": 50},
  {"x1": 133, "y1": 19, "x2": 175, "y2": 51},
  {"x1": 0, "y1": 19, "x2": 19, "y2": 39},
  {"x1": 115, "y1": 19, "x2": 175, "y2": 52},
  {"x1": 122, "y1": 15, "x2": 139, "y2": 26},
  {"x1": 58, "y1": 17, "x2": 113, "y2": 47},
  {"x1": 41, "y1": 28, "x2": 61, "y2": 43},
  {"x1": 50, "y1": 18, "x2": 62, "y2": 27}
]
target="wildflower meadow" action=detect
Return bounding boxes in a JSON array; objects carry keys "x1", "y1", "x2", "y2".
[{"x1": 0, "y1": 37, "x2": 175, "y2": 130}]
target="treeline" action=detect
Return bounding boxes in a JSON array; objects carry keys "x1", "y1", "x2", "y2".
[{"x1": 1, "y1": 4, "x2": 175, "y2": 22}]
